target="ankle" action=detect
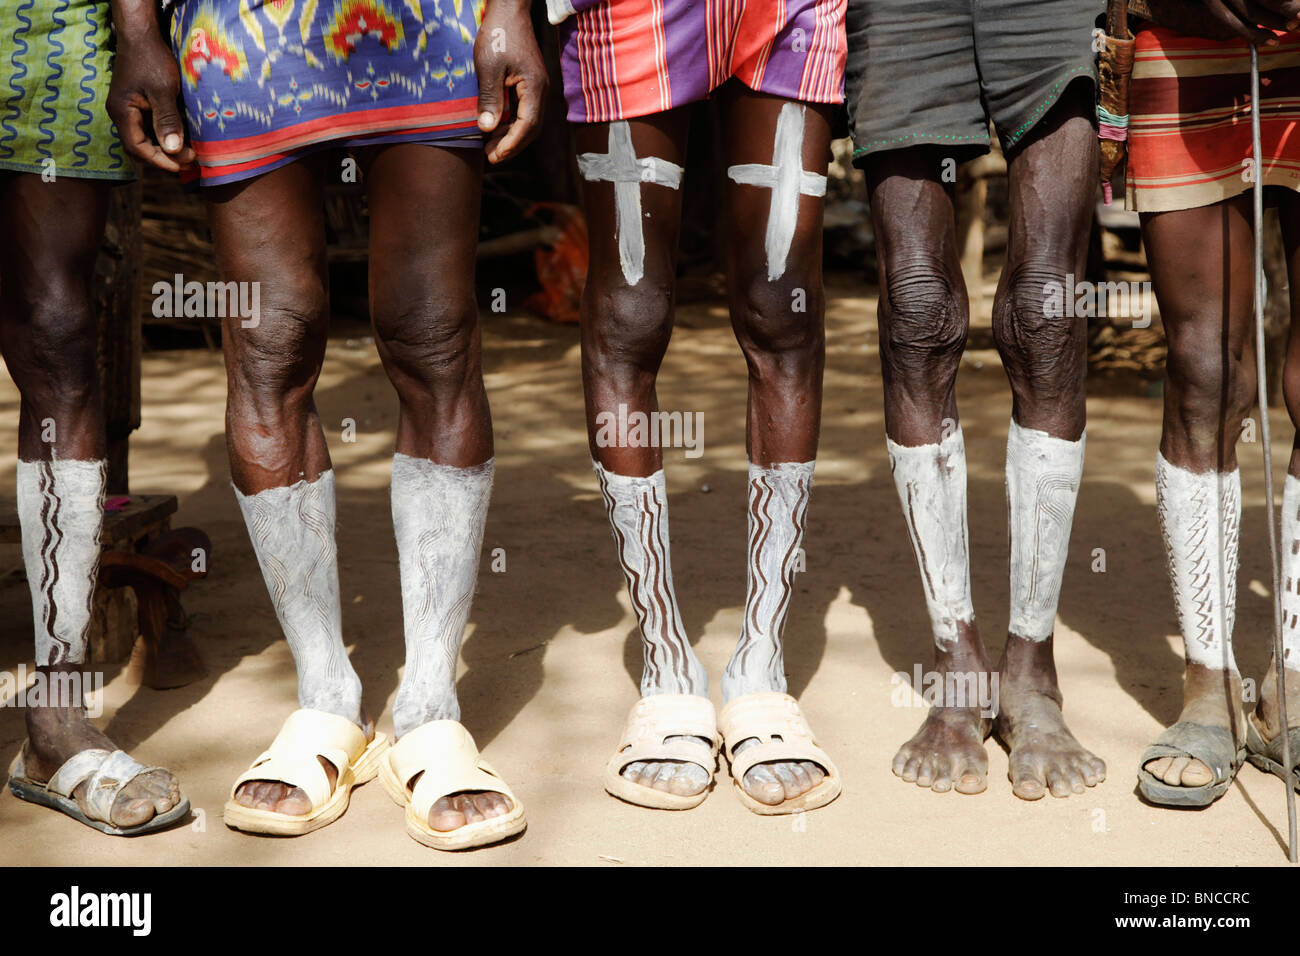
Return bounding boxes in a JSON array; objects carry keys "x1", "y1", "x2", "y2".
[
  {"x1": 641, "y1": 665, "x2": 708, "y2": 700},
  {"x1": 720, "y1": 667, "x2": 783, "y2": 704},
  {"x1": 998, "y1": 634, "x2": 1059, "y2": 691}
]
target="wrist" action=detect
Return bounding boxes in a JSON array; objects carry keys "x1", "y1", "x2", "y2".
[{"x1": 485, "y1": 0, "x2": 531, "y2": 15}]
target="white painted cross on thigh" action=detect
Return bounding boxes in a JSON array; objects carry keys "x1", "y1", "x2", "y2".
[
  {"x1": 578, "y1": 120, "x2": 684, "y2": 287},
  {"x1": 727, "y1": 103, "x2": 827, "y2": 282}
]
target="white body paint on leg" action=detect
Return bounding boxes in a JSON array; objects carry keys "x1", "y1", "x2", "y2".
[
  {"x1": 726, "y1": 102, "x2": 827, "y2": 282},
  {"x1": 1155, "y1": 453, "x2": 1240, "y2": 673},
  {"x1": 722, "y1": 461, "x2": 814, "y2": 701},
  {"x1": 578, "y1": 120, "x2": 684, "y2": 287},
  {"x1": 594, "y1": 461, "x2": 706, "y2": 696},
  {"x1": 887, "y1": 428, "x2": 975, "y2": 651},
  {"x1": 1277, "y1": 474, "x2": 1300, "y2": 667},
  {"x1": 17, "y1": 458, "x2": 106, "y2": 666},
  {"x1": 390, "y1": 454, "x2": 493, "y2": 738},
  {"x1": 235, "y1": 470, "x2": 363, "y2": 720},
  {"x1": 1006, "y1": 420, "x2": 1085, "y2": 642}
]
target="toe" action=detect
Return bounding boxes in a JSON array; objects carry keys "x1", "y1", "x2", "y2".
[
  {"x1": 1089, "y1": 756, "x2": 1107, "y2": 782},
  {"x1": 111, "y1": 795, "x2": 155, "y2": 829},
  {"x1": 915, "y1": 756, "x2": 935, "y2": 788},
  {"x1": 1076, "y1": 757, "x2": 1102, "y2": 787},
  {"x1": 651, "y1": 764, "x2": 677, "y2": 792},
  {"x1": 802, "y1": 762, "x2": 825, "y2": 787},
  {"x1": 900, "y1": 754, "x2": 922, "y2": 783},
  {"x1": 457, "y1": 794, "x2": 486, "y2": 825},
  {"x1": 891, "y1": 749, "x2": 911, "y2": 778},
  {"x1": 771, "y1": 763, "x2": 801, "y2": 801},
  {"x1": 954, "y1": 767, "x2": 986, "y2": 795},
  {"x1": 1010, "y1": 755, "x2": 1046, "y2": 800},
  {"x1": 428, "y1": 795, "x2": 467, "y2": 832},
  {"x1": 667, "y1": 764, "x2": 708, "y2": 797},
  {"x1": 1046, "y1": 765, "x2": 1083, "y2": 798},
  {"x1": 275, "y1": 787, "x2": 312, "y2": 816},
  {"x1": 1180, "y1": 758, "x2": 1213, "y2": 787},
  {"x1": 787, "y1": 762, "x2": 813, "y2": 796},
  {"x1": 635, "y1": 763, "x2": 661, "y2": 790},
  {"x1": 622, "y1": 761, "x2": 647, "y2": 782},
  {"x1": 1161, "y1": 756, "x2": 1191, "y2": 787},
  {"x1": 1143, "y1": 756, "x2": 1171, "y2": 782},
  {"x1": 472, "y1": 793, "x2": 503, "y2": 819},
  {"x1": 743, "y1": 765, "x2": 786, "y2": 805}
]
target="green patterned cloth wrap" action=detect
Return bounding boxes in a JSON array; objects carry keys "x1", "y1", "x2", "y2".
[{"x1": 0, "y1": 0, "x2": 133, "y2": 180}]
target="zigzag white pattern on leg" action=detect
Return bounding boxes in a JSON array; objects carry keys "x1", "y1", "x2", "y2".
[{"x1": 1155, "y1": 453, "x2": 1240, "y2": 672}]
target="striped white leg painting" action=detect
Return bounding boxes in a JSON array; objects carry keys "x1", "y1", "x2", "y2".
[{"x1": 17, "y1": 458, "x2": 106, "y2": 666}]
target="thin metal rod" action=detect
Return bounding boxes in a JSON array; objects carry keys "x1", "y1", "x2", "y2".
[{"x1": 1250, "y1": 42, "x2": 1298, "y2": 864}]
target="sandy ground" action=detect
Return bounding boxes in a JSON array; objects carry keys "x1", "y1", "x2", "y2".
[{"x1": 0, "y1": 274, "x2": 1295, "y2": 867}]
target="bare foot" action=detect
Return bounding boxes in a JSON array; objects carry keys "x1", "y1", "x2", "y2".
[
  {"x1": 233, "y1": 708, "x2": 373, "y2": 815},
  {"x1": 997, "y1": 634, "x2": 1106, "y2": 800},
  {"x1": 893, "y1": 623, "x2": 993, "y2": 794},
  {"x1": 24, "y1": 666, "x2": 181, "y2": 829},
  {"x1": 893, "y1": 706, "x2": 990, "y2": 794}
]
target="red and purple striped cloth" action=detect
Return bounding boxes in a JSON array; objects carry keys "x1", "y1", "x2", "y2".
[
  {"x1": 1126, "y1": 25, "x2": 1300, "y2": 211},
  {"x1": 555, "y1": 0, "x2": 846, "y2": 123}
]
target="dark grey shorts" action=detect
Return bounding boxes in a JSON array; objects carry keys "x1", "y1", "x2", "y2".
[{"x1": 846, "y1": 0, "x2": 1099, "y2": 164}]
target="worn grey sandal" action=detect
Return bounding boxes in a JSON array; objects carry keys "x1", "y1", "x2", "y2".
[
  {"x1": 8, "y1": 744, "x2": 190, "y2": 836},
  {"x1": 1137, "y1": 721, "x2": 1244, "y2": 807},
  {"x1": 1245, "y1": 716, "x2": 1300, "y2": 793}
]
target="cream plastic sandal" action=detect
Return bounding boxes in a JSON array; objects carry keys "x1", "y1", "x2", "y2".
[
  {"x1": 719, "y1": 692, "x2": 841, "y2": 815},
  {"x1": 604, "y1": 693, "x2": 719, "y2": 810},
  {"x1": 379, "y1": 720, "x2": 526, "y2": 851},
  {"x1": 223, "y1": 708, "x2": 389, "y2": 836}
]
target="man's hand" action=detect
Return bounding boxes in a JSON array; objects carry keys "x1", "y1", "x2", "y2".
[
  {"x1": 474, "y1": 0, "x2": 548, "y2": 165},
  {"x1": 1139, "y1": 0, "x2": 1300, "y2": 43},
  {"x1": 108, "y1": 29, "x2": 195, "y2": 173}
]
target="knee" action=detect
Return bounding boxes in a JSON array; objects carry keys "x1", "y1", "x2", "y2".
[
  {"x1": 881, "y1": 253, "x2": 967, "y2": 377},
  {"x1": 228, "y1": 286, "x2": 328, "y2": 407},
  {"x1": 14, "y1": 279, "x2": 98, "y2": 409},
  {"x1": 373, "y1": 294, "x2": 479, "y2": 394},
  {"x1": 584, "y1": 281, "x2": 675, "y2": 373},
  {"x1": 992, "y1": 259, "x2": 1085, "y2": 394},
  {"x1": 734, "y1": 276, "x2": 823, "y2": 380},
  {"x1": 1166, "y1": 326, "x2": 1255, "y2": 434}
]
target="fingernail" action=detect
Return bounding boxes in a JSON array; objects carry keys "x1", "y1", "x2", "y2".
[
  {"x1": 164, "y1": 134, "x2": 182, "y2": 151},
  {"x1": 479, "y1": 111, "x2": 495, "y2": 128}
]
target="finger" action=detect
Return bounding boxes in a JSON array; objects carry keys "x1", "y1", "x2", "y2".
[
  {"x1": 486, "y1": 75, "x2": 545, "y2": 164},
  {"x1": 476, "y1": 58, "x2": 506, "y2": 133},
  {"x1": 1243, "y1": 1, "x2": 1292, "y2": 30},
  {"x1": 1209, "y1": 0, "x2": 1277, "y2": 41},
  {"x1": 1253, "y1": 0, "x2": 1300, "y2": 26},
  {"x1": 121, "y1": 104, "x2": 182, "y2": 172},
  {"x1": 149, "y1": 94, "x2": 188, "y2": 155}
]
